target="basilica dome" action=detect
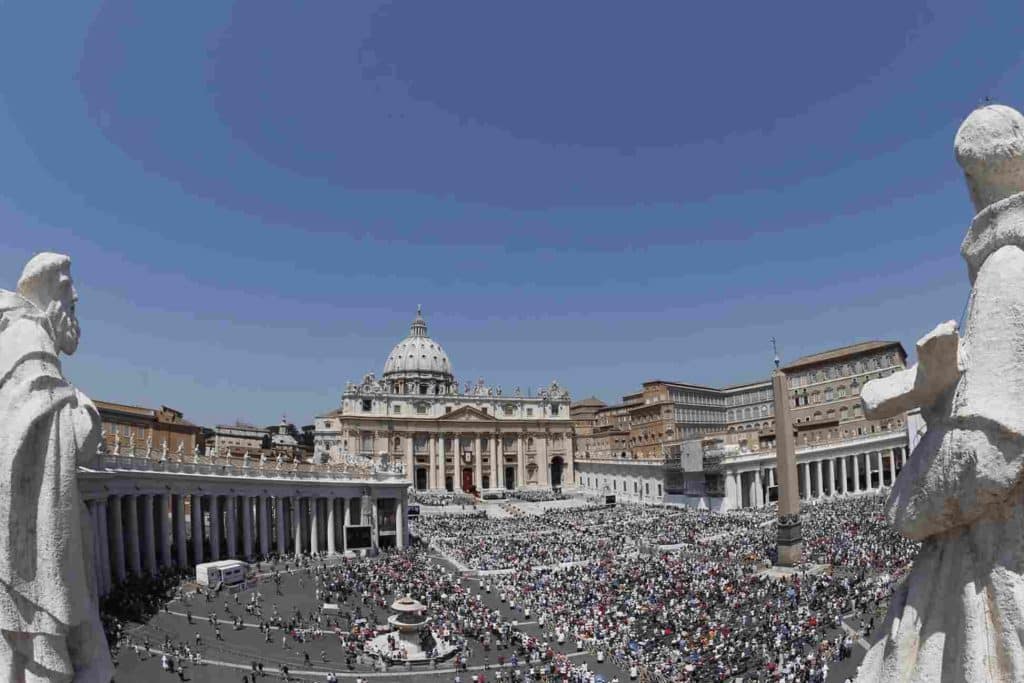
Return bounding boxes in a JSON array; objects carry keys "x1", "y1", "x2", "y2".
[{"x1": 382, "y1": 307, "x2": 455, "y2": 385}]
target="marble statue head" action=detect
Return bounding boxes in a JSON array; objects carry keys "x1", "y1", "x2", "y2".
[
  {"x1": 955, "y1": 104, "x2": 1024, "y2": 214},
  {"x1": 16, "y1": 252, "x2": 80, "y2": 356}
]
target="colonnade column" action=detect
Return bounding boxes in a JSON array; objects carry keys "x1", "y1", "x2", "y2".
[
  {"x1": 888, "y1": 449, "x2": 898, "y2": 486},
  {"x1": 275, "y1": 498, "x2": 286, "y2": 556},
  {"x1": 396, "y1": 495, "x2": 405, "y2": 550},
  {"x1": 258, "y1": 496, "x2": 270, "y2": 558},
  {"x1": 342, "y1": 497, "x2": 349, "y2": 553},
  {"x1": 96, "y1": 500, "x2": 111, "y2": 594},
  {"x1": 226, "y1": 496, "x2": 238, "y2": 559},
  {"x1": 109, "y1": 495, "x2": 127, "y2": 583},
  {"x1": 173, "y1": 495, "x2": 187, "y2": 567},
  {"x1": 141, "y1": 494, "x2": 158, "y2": 576},
  {"x1": 158, "y1": 493, "x2": 172, "y2": 570},
  {"x1": 125, "y1": 495, "x2": 141, "y2": 576},
  {"x1": 753, "y1": 469, "x2": 763, "y2": 507},
  {"x1": 242, "y1": 496, "x2": 253, "y2": 559},
  {"x1": 327, "y1": 497, "x2": 337, "y2": 555},
  {"x1": 852, "y1": 454, "x2": 861, "y2": 493},
  {"x1": 370, "y1": 494, "x2": 380, "y2": 549},
  {"x1": 802, "y1": 462, "x2": 811, "y2": 500},
  {"x1": 292, "y1": 497, "x2": 302, "y2": 558},
  {"x1": 191, "y1": 494, "x2": 203, "y2": 566},
  {"x1": 474, "y1": 435, "x2": 483, "y2": 491},
  {"x1": 311, "y1": 497, "x2": 320, "y2": 555},
  {"x1": 812, "y1": 461, "x2": 822, "y2": 499},
  {"x1": 840, "y1": 457, "x2": 848, "y2": 495},
  {"x1": 825, "y1": 460, "x2": 835, "y2": 497},
  {"x1": 209, "y1": 495, "x2": 221, "y2": 561}
]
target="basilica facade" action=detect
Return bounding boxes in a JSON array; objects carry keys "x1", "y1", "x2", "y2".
[{"x1": 314, "y1": 308, "x2": 574, "y2": 492}]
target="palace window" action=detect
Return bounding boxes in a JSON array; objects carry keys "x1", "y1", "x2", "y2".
[
  {"x1": 526, "y1": 408, "x2": 534, "y2": 417},
  {"x1": 417, "y1": 404, "x2": 427, "y2": 415},
  {"x1": 393, "y1": 405, "x2": 402, "y2": 414}
]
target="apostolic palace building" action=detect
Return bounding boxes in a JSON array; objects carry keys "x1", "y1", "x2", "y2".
[{"x1": 314, "y1": 308, "x2": 575, "y2": 493}]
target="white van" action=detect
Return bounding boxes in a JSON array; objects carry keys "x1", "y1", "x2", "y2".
[{"x1": 195, "y1": 560, "x2": 248, "y2": 588}]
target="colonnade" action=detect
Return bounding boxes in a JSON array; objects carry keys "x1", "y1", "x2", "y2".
[
  {"x1": 82, "y1": 487, "x2": 406, "y2": 598},
  {"x1": 726, "y1": 446, "x2": 908, "y2": 509}
]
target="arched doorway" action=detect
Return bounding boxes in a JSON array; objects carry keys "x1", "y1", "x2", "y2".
[
  {"x1": 549, "y1": 456, "x2": 564, "y2": 488},
  {"x1": 504, "y1": 466, "x2": 516, "y2": 490},
  {"x1": 461, "y1": 468, "x2": 473, "y2": 492},
  {"x1": 415, "y1": 467, "x2": 428, "y2": 490},
  {"x1": 445, "y1": 475, "x2": 453, "y2": 492}
]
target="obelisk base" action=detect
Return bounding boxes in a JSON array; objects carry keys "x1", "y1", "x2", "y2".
[{"x1": 776, "y1": 514, "x2": 802, "y2": 567}]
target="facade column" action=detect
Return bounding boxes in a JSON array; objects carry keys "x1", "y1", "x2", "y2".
[
  {"x1": 174, "y1": 495, "x2": 187, "y2": 567},
  {"x1": 209, "y1": 495, "x2": 222, "y2": 561},
  {"x1": 242, "y1": 496, "x2": 254, "y2": 560},
  {"x1": 311, "y1": 497, "x2": 320, "y2": 555},
  {"x1": 96, "y1": 500, "x2": 111, "y2": 595},
  {"x1": 755, "y1": 469, "x2": 764, "y2": 506},
  {"x1": 125, "y1": 495, "x2": 142, "y2": 576},
  {"x1": 158, "y1": 493, "x2": 172, "y2": 570},
  {"x1": 876, "y1": 451, "x2": 884, "y2": 489},
  {"x1": 438, "y1": 435, "x2": 446, "y2": 491},
  {"x1": 406, "y1": 436, "x2": 414, "y2": 488},
  {"x1": 191, "y1": 493, "x2": 204, "y2": 566},
  {"x1": 109, "y1": 495, "x2": 127, "y2": 583},
  {"x1": 814, "y1": 460, "x2": 824, "y2": 499},
  {"x1": 428, "y1": 435, "x2": 437, "y2": 489},
  {"x1": 517, "y1": 434, "x2": 525, "y2": 490},
  {"x1": 852, "y1": 454, "x2": 861, "y2": 493},
  {"x1": 490, "y1": 432, "x2": 499, "y2": 491},
  {"x1": 888, "y1": 448, "x2": 898, "y2": 486},
  {"x1": 824, "y1": 460, "x2": 834, "y2": 497},
  {"x1": 801, "y1": 462, "x2": 810, "y2": 500},
  {"x1": 840, "y1": 457, "x2": 848, "y2": 495},
  {"x1": 275, "y1": 497, "x2": 286, "y2": 556},
  {"x1": 538, "y1": 433, "x2": 550, "y2": 488},
  {"x1": 141, "y1": 494, "x2": 158, "y2": 575},
  {"x1": 327, "y1": 496, "x2": 337, "y2": 555},
  {"x1": 474, "y1": 435, "x2": 483, "y2": 491},
  {"x1": 292, "y1": 497, "x2": 302, "y2": 558},
  {"x1": 453, "y1": 435, "x2": 462, "y2": 490}
]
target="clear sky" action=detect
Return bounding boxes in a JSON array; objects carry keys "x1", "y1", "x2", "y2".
[{"x1": 1, "y1": 1, "x2": 1021, "y2": 427}]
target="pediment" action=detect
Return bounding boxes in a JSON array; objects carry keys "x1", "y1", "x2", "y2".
[{"x1": 440, "y1": 406, "x2": 495, "y2": 422}]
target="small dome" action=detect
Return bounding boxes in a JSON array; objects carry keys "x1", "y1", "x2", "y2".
[
  {"x1": 382, "y1": 307, "x2": 454, "y2": 381},
  {"x1": 955, "y1": 104, "x2": 1024, "y2": 212}
]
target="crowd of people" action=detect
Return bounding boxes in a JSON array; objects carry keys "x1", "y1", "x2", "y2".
[
  {"x1": 416, "y1": 494, "x2": 916, "y2": 681},
  {"x1": 99, "y1": 492, "x2": 915, "y2": 682}
]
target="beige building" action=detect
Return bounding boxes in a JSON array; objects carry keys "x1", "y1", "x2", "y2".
[
  {"x1": 316, "y1": 308, "x2": 574, "y2": 493},
  {"x1": 572, "y1": 339, "x2": 911, "y2": 508},
  {"x1": 96, "y1": 400, "x2": 201, "y2": 457}
]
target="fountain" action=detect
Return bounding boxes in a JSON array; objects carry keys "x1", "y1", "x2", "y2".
[{"x1": 367, "y1": 595, "x2": 460, "y2": 664}]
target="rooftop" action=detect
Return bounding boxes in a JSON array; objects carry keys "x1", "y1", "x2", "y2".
[{"x1": 782, "y1": 340, "x2": 905, "y2": 371}]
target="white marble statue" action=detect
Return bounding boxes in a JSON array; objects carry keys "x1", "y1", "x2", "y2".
[
  {"x1": 160, "y1": 438, "x2": 168, "y2": 460},
  {"x1": 193, "y1": 444, "x2": 201, "y2": 463},
  {"x1": 112, "y1": 434, "x2": 120, "y2": 456},
  {"x1": 127, "y1": 432, "x2": 135, "y2": 457},
  {"x1": 0, "y1": 253, "x2": 113, "y2": 681},
  {"x1": 175, "y1": 441, "x2": 183, "y2": 459},
  {"x1": 856, "y1": 104, "x2": 1024, "y2": 682},
  {"x1": 144, "y1": 435, "x2": 152, "y2": 458}
]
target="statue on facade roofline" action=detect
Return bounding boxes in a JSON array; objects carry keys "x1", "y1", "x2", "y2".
[
  {"x1": 0, "y1": 253, "x2": 113, "y2": 681},
  {"x1": 113, "y1": 433, "x2": 121, "y2": 456},
  {"x1": 176, "y1": 441, "x2": 184, "y2": 458},
  {"x1": 855, "y1": 104, "x2": 1024, "y2": 682}
]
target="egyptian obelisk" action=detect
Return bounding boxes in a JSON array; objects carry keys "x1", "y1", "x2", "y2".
[{"x1": 771, "y1": 340, "x2": 802, "y2": 565}]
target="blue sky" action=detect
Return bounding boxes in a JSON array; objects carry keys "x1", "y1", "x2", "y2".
[{"x1": 1, "y1": 1, "x2": 1020, "y2": 426}]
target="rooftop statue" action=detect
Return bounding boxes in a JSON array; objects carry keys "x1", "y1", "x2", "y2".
[
  {"x1": 0, "y1": 253, "x2": 113, "y2": 681},
  {"x1": 857, "y1": 104, "x2": 1024, "y2": 682}
]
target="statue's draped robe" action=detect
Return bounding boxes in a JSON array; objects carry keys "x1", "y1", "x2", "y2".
[
  {"x1": 859, "y1": 192, "x2": 1024, "y2": 682},
  {"x1": 0, "y1": 298, "x2": 112, "y2": 682}
]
